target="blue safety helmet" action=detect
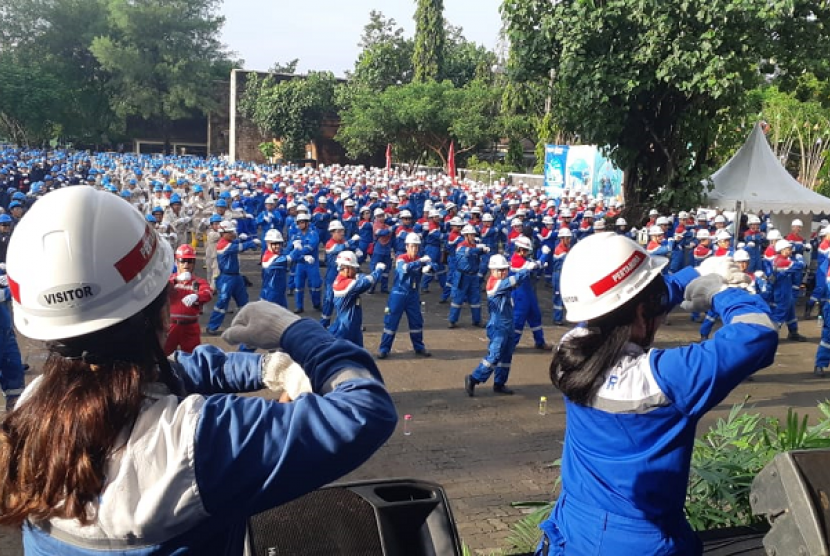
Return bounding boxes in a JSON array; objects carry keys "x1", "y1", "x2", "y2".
[
  {"x1": 8, "y1": 201, "x2": 22, "y2": 210},
  {"x1": 209, "y1": 214, "x2": 223, "y2": 223},
  {"x1": 192, "y1": 185, "x2": 203, "y2": 193},
  {"x1": 0, "y1": 214, "x2": 13, "y2": 224},
  {"x1": 169, "y1": 193, "x2": 182, "y2": 204},
  {"x1": 151, "y1": 206, "x2": 164, "y2": 214},
  {"x1": 145, "y1": 214, "x2": 157, "y2": 223},
  {"x1": 215, "y1": 199, "x2": 228, "y2": 208}
]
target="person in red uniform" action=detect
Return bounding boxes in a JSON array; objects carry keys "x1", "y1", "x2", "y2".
[{"x1": 165, "y1": 244, "x2": 213, "y2": 355}]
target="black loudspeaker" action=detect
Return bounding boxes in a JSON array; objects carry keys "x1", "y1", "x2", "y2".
[
  {"x1": 751, "y1": 449, "x2": 830, "y2": 556},
  {"x1": 245, "y1": 478, "x2": 463, "y2": 556}
]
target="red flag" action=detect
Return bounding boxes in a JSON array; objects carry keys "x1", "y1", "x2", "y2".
[
  {"x1": 385, "y1": 143, "x2": 392, "y2": 172},
  {"x1": 447, "y1": 141, "x2": 456, "y2": 184}
]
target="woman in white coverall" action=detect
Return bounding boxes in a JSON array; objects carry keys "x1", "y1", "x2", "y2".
[
  {"x1": 538, "y1": 232, "x2": 778, "y2": 555},
  {"x1": 0, "y1": 186, "x2": 397, "y2": 555}
]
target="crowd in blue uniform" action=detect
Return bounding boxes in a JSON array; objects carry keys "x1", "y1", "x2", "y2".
[{"x1": 0, "y1": 146, "x2": 820, "y2": 554}]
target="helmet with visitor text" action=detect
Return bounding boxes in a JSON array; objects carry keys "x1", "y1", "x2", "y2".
[{"x1": 7, "y1": 186, "x2": 173, "y2": 341}]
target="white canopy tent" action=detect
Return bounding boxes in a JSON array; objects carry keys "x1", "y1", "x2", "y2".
[{"x1": 706, "y1": 122, "x2": 830, "y2": 240}]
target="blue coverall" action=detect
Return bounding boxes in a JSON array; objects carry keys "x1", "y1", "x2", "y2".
[
  {"x1": 510, "y1": 253, "x2": 549, "y2": 348},
  {"x1": 420, "y1": 223, "x2": 446, "y2": 293},
  {"x1": 320, "y1": 238, "x2": 359, "y2": 327},
  {"x1": 471, "y1": 270, "x2": 530, "y2": 388},
  {"x1": 771, "y1": 255, "x2": 805, "y2": 333},
  {"x1": 449, "y1": 241, "x2": 484, "y2": 326},
  {"x1": 260, "y1": 248, "x2": 298, "y2": 308},
  {"x1": 328, "y1": 267, "x2": 384, "y2": 347},
  {"x1": 538, "y1": 270, "x2": 778, "y2": 555},
  {"x1": 207, "y1": 237, "x2": 258, "y2": 332},
  {"x1": 289, "y1": 227, "x2": 322, "y2": 312},
  {"x1": 378, "y1": 254, "x2": 429, "y2": 356}
]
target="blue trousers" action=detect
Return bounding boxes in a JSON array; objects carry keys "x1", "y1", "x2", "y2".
[
  {"x1": 771, "y1": 294, "x2": 798, "y2": 333},
  {"x1": 552, "y1": 272, "x2": 564, "y2": 324},
  {"x1": 261, "y1": 287, "x2": 288, "y2": 308},
  {"x1": 295, "y1": 262, "x2": 322, "y2": 311},
  {"x1": 815, "y1": 303, "x2": 830, "y2": 367},
  {"x1": 513, "y1": 288, "x2": 546, "y2": 347},
  {"x1": 471, "y1": 325, "x2": 514, "y2": 386},
  {"x1": 442, "y1": 257, "x2": 456, "y2": 301},
  {"x1": 379, "y1": 292, "x2": 425, "y2": 354},
  {"x1": 208, "y1": 274, "x2": 249, "y2": 331},
  {"x1": 0, "y1": 305, "x2": 24, "y2": 398},
  {"x1": 449, "y1": 274, "x2": 482, "y2": 324}
]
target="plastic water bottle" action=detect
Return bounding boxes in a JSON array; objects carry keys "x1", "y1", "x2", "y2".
[
  {"x1": 403, "y1": 414, "x2": 412, "y2": 435},
  {"x1": 539, "y1": 396, "x2": 547, "y2": 416},
  {"x1": 421, "y1": 301, "x2": 426, "y2": 314},
  {"x1": 819, "y1": 314, "x2": 824, "y2": 329}
]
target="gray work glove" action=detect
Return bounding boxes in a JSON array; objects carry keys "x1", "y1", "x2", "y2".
[
  {"x1": 681, "y1": 274, "x2": 726, "y2": 313},
  {"x1": 222, "y1": 301, "x2": 300, "y2": 350}
]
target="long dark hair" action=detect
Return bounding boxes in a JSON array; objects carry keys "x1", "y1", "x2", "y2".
[
  {"x1": 550, "y1": 275, "x2": 668, "y2": 405},
  {"x1": 0, "y1": 286, "x2": 175, "y2": 526}
]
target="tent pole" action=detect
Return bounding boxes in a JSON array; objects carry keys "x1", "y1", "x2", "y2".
[{"x1": 733, "y1": 201, "x2": 743, "y2": 253}]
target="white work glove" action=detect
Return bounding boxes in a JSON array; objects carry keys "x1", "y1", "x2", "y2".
[
  {"x1": 422, "y1": 264, "x2": 433, "y2": 275},
  {"x1": 419, "y1": 255, "x2": 431, "y2": 264},
  {"x1": 805, "y1": 244, "x2": 812, "y2": 252},
  {"x1": 252, "y1": 238, "x2": 261, "y2": 246},
  {"x1": 176, "y1": 271, "x2": 192, "y2": 282},
  {"x1": 747, "y1": 241, "x2": 756, "y2": 248},
  {"x1": 181, "y1": 293, "x2": 199, "y2": 307},
  {"x1": 375, "y1": 262, "x2": 387, "y2": 271},
  {"x1": 293, "y1": 240, "x2": 302, "y2": 250},
  {"x1": 351, "y1": 234, "x2": 361, "y2": 242},
  {"x1": 526, "y1": 261, "x2": 540, "y2": 270},
  {"x1": 795, "y1": 253, "x2": 804, "y2": 261},
  {"x1": 0, "y1": 287, "x2": 8, "y2": 303},
  {"x1": 698, "y1": 256, "x2": 739, "y2": 281},
  {"x1": 263, "y1": 213, "x2": 272, "y2": 223},
  {"x1": 355, "y1": 249, "x2": 364, "y2": 258},
  {"x1": 681, "y1": 274, "x2": 726, "y2": 313},
  {"x1": 0, "y1": 275, "x2": 7, "y2": 288},
  {"x1": 238, "y1": 233, "x2": 249, "y2": 241},
  {"x1": 754, "y1": 270, "x2": 765, "y2": 278},
  {"x1": 541, "y1": 245, "x2": 551, "y2": 255},
  {"x1": 200, "y1": 218, "x2": 208, "y2": 226},
  {"x1": 178, "y1": 217, "x2": 191, "y2": 226},
  {"x1": 222, "y1": 300, "x2": 301, "y2": 350},
  {"x1": 262, "y1": 351, "x2": 313, "y2": 400},
  {"x1": 245, "y1": 213, "x2": 254, "y2": 219},
  {"x1": 0, "y1": 263, "x2": 6, "y2": 271},
  {"x1": 304, "y1": 255, "x2": 315, "y2": 264}
]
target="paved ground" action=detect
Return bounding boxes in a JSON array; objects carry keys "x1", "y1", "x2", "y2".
[{"x1": 2, "y1": 251, "x2": 830, "y2": 555}]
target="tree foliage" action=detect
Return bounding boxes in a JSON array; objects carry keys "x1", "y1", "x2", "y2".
[
  {"x1": 0, "y1": 54, "x2": 66, "y2": 145},
  {"x1": 240, "y1": 72, "x2": 338, "y2": 161},
  {"x1": 412, "y1": 0, "x2": 446, "y2": 82},
  {"x1": 336, "y1": 79, "x2": 500, "y2": 166},
  {"x1": 501, "y1": 0, "x2": 826, "y2": 211}
]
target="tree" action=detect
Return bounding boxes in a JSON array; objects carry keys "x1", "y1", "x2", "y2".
[
  {"x1": 412, "y1": 0, "x2": 445, "y2": 82},
  {"x1": 90, "y1": 0, "x2": 231, "y2": 152},
  {"x1": 351, "y1": 11, "x2": 414, "y2": 92},
  {"x1": 337, "y1": 79, "x2": 500, "y2": 166},
  {"x1": 269, "y1": 59, "x2": 299, "y2": 74},
  {"x1": 501, "y1": 0, "x2": 822, "y2": 212},
  {"x1": 240, "y1": 72, "x2": 338, "y2": 161},
  {"x1": 0, "y1": 54, "x2": 66, "y2": 145},
  {"x1": 0, "y1": 0, "x2": 120, "y2": 144}
]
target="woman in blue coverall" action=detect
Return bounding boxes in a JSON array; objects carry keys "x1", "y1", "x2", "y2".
[
  {"x1": 0, "y1": 186, "x2": 397, "y2": 556},
  {"x1": 540, "y1": 232, "x2": 778, "y2": 555}
]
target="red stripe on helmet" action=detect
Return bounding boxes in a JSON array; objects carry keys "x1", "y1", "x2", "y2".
[
  {"x1": 114, "y1": 225, "x2": 157, "y2": 283},
  {"x1": 590, "y1": 250, "x2": 647, "y2": 297},
  {"x1": 7, "y1": 275, "x2": 19, "y2": 303}
]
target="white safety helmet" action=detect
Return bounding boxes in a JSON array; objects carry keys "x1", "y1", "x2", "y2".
[
  {"x1": 296, "y1": 212, "x2": 310, "y2": 222},
  {"x1": 7, "y1": 186, "x2": 174, "y2": 341},
  {"x1": 335, "y1": 250, "x2": 360, "y2": 269},
  {"x1": 775, "y1": 239, "x2": 793, "y2": 252},
  {"x1": 428, "y1": 210, "x2": 441, "y2": 219},
  {"x1": 747, "y1": 215, "x2": 761, "y2": 225},
  {"x1": 649, "y1": 225, "x2": 664, "y2": 236},
  {"x1": 265, "y1": 195, "x2": 278, "y2": 205},
  {"x1": 560, "y1": 209, "x2": 573, "y2": 218},
  {"x1": 792, "y1": 219, "x2": 804, "y2": 227},
  {"x1": 511, "y1": 218, "x2": 523, "y2": 227},
  {"x1": 488, "y1": 254, "x2": 510, "y2": 270},
  {"x1": 822, "y1": 227, "x2": 830, "y2": 237},
  {"x1": 615, "y1": 218, "x2": 627, "y2": 227},
  {"x1": 405, "y1": 232, "x2": 421, "y2": 245},
  {"x1": 655, "y1": 216, "x2": 670, "y2": 226},
  {"x1": 542, "y1": 216, "x2": 554, "y2": 225},
  {"x1": 714, "y1": 215, "x2": 726, "y2": 224},
  {"x1": 328, "y1": 220, "x2": 345, "y2": 232},
  {"x1": 560, "y1": 233, "x2": 668, "y2": 323},
  {"x1": 344, "y1": 199, "x2": 356, "y2": 207},
  {"x1": 514, "y1": 236, "x2": 532, "y2": 251},
  {"x1": 558, "y1": 228, "x2": 573, "y2": 238},
  {"x1": 373, "y1": 208, "x2": 385, "y2": 217},
  {"x1": 734, "y1": 249, "x2": 751, "y2": 263},
  {"x1": 461, "y1": 224, "x2": 477, "y2": 235},
  {"x1": 482, "y1": 213, "x2": 494, "y2": 222},
  {"x1": 678, "y1": 211, "x2": 689, "y2": 220},
  {"x1": 583, "y1": 210, "x2": 594, "y2": 218},
  {"x1": 696, "y1": 229, "x2": 711, "y2": 240},
  {"x1": 220, "y1": 221, "x2": 237, "y2": 233},
  {"x1": 648, "y1": 209, "x2": 659, "y2": 217},
  {"x1": 594, "y1": 220, "x2": 606, "y2": 230},
  {"x1": 715, "y1": 230, "x2": 731, "y2": 242},
  {"x1": 264, "y1": 229, "x2": 283, "y2": 243},
  {"x1": 399, "y1": 210, "x2": 412, "y2": 219},
  {"x1": 767, "y1": 229, "x2": 782, "y2": 241}
]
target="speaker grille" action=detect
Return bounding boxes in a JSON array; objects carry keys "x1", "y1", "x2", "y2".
[{"x1": 248, "y1": 488, "x2": 383, "y2": 556}]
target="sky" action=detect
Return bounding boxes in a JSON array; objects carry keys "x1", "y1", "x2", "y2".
[{"x1": 219, "y1": 0, "x2": 504, "y2": 76}]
